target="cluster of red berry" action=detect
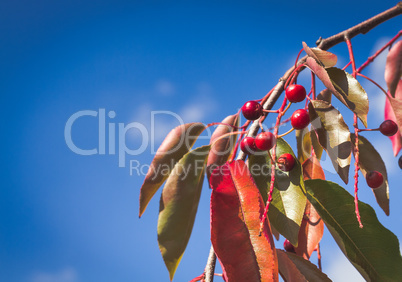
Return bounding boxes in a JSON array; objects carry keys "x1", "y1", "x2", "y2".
[
  {"x1": 240, "y1": 84, "x2": 398, "y2": 188},
  {"x1": 239, "y1": 84, "x2": 309, "y2": 172}
]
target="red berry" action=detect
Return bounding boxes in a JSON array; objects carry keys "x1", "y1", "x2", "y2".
[
  {"x1": 277, "y1": 153, "x2": 296, "y2": 172},
  {"x1": 291, "y1": 109, "x2": 310, "y2": 130},
  {"x1": 366, "y1": 171, "x2": 383, "y2": 189},
  {"x1": 240, "y1": 137, "x2": 258, "y2": 154},
  {"x1": 242, "y1": 101, "x2": 263, "y2": 120},
  {"x1": 284, "y1": 239, "x2": 295, "y2": 253},
  {"x1": 255, "y1": 132, "x2": 276, "y2": 151},
  {"x1": 379, "y1": 120, "x2": 398, "y2": 136},
  {"x1": 285, "y1": 84, "x2": 307, "y2": 103}
]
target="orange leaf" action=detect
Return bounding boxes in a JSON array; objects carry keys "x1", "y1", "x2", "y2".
[
  {"x1": 295, "y1": 158, "x2": 325, "y2": 259},
  {"x1": 210, "y1": 161, "x2": 278, "y2": 281},
  {"x1": 206, "y1": 114, "x2": 239, "y2": 180}
]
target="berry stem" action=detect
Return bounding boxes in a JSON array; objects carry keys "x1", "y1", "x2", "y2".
[
  {"x1": 353, "y1": 114, "x2": 363, "y2": 228},
  {"x1": 345, "y1": 36, "x2": 357, "y2": 76},
  {"x1": 346, "y1": 36, "x2": 364, "y2": 228},
  {"x1": 259, "y1": 96, "x2": 288, "y2": 235},
  {"x1": 295, "y1": 48, "x2": 304, "y2": 70},
  {"x1": 356, "y1": 30, "x2": 402, "y2": 74},
  {"x1": 343, "y1": 61, "x2": 352, "y2": 70},
  {"x1": 357, "y1": 128, "x2": 380, "y2": 132},
  {"x1": 356, "y1": 73, "x2": 391, "y2": 98},
  {"x1": 311, "y1": 72, "x2": 316, "y2": 100},
  {"x1": 277, "y1": 127, "x2": 295, "y2": 138}
]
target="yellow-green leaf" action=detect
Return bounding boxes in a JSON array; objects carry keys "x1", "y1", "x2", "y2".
[
  {"x1": 351, "y1": 134, "x2": 389, "y2": 215},
  {"x1": 139, "y1": 123, "x2": 206, "y2": 217},
  {"x1": 157, "y1": 145, "x2": 210, "y2": 280},
  {"x1": 249, "y1": 138, "x2": 306, "y2": 246},
  {"x1": 306, "y1": 57, "x2": 369, "y2": 127},
  {"x1": 309, "y1": 100, "x2": 352, "y2": 184}
]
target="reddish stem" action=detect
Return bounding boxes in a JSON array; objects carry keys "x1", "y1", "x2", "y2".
[
  {"x1": 343, "y1": 61, "x2": 352, "y2": 70},
  {"x1": 356, "y1": 73, "x2": 391, "y2": 98},
  {"x1": 294, "y1": 48, "x2": 304, "y2": 72},
  {"x1": 356, "y1": 30, "x2": 402, "y2": 73},
  {"x1": 311, "y1": 72, "x2": 316, "y2": 100},
  {"x1": 259, "y1": 96, "x2": 288, "y2": 234},
  {"x1": 285, "y1": 64, "x2": 305, "y2": 90},
  {"x1": 346, "y1": 36, "x2": 363, "y2": 228}
]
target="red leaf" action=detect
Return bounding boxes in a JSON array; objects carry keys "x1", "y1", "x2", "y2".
[
  {"x1": 295, "y1": 158, "x2": 324, "y2": 260},
  {"x1": 206, "y1": 114, "x2": 239, "y2": 180},
  {"x1": 210, "y1": 161, "x2": 278, "y2": 281},
  {"x1": 385, "y1": 96, "x2": 402, "y2": 156},
  {"x1": 139, "y1": 123, "x2": 205, "y2": 217},
  {"x1": 385, "y1": 40, "x2": 402, "y2": 97}
]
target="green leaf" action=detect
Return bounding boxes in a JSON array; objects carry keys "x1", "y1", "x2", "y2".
[
  {"x1": 249, "y1": 138, "x2": 306, "y2": 246},
  {"x1": 157, "y1": 145, "x2": 210, "y2": 280},
  {"x1": 350, "y1": 134, "x2": 389, "y2": 215},
  {"x1": 309, "y1": 100, "x2": 352, "y2": 184},
  {"x1": 306, "y1": 57, "x2": 369, "y2": 127},
  {"x1": 303, "y1": 42, "x2": 337, "y2": 68},
  {"x1": 139, "y1": 123, "x2": 206, "y2": 217},
  {"x1": 305, "y1": 179, "x2": 402, "y2": 281},
  {"x1": 277, "y1": 249, "x2": 331, "y2": 282}
]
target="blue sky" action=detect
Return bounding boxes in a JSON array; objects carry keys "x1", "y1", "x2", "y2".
[{"x1": 0, "y1": 1, "x2": 401, "y2": 281}]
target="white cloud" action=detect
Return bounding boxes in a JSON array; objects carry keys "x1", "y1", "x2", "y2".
[
  {"x1": 155, "y1": 79, "x2": 175, "y2": 96},
  {"x1": 326, "y1": 252, "x2": 365, "y2": 282},
  {"x1": 365, "y1": 37, "x2": 390, "y2": 120},
  {"x1": 179, "y1": 82, "x2": 217, "y2": 123},
  {"x1": 31, "y1": 267, "x2": 78, "y2": 282}
]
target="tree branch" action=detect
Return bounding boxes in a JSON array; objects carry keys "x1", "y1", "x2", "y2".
[{"x1": 204, "y1": 3, "x2": 402, "y2": 281}]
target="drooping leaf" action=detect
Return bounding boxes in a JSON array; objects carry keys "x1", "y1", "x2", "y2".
[
  {"x1": 305, "y1": 179, "x2": 402, "y2": 281},
  {"x1": 387, "y1": 88, "x2": 402, "y2": 133},
  {"x1": 295, "y1": 157, "x2": 325, "y2": 259},
  {"x1": 384, "y1": 40, "x2": 402, "y2": 97},
  {"x1": 296, "y1": 128, "x2": 311, "y2": 163},
  {"x1": 310, "y1": 129, "x2": 323, "y2": 160},
  {"x1": 317, "y1": 88, "x2": 332, "y2": 103},
  {"x1": 277, "y1": 249, "x2": 331, "y2": 282},
  {"x1": 350, "y1": 134, "x2": 390, "y2": 215},
  {"x1": 139, "y1": 123, "x2": 206, "y2": 217},
  {"x1": 306, "y1": 58, "x2": 369, "y2": 127},
  {"x1": 303, "y1": 42, "x2": 337, "y2": 68},
  {"x1": 249, "y1": 138, "x2": 306, "y2": 246},
  {"x1": 206, "y1": 114, "x2": 239, "y2": 180},
  {"x1": 385, "y1": 88, "x2": 402, "y2": 156},
  {"x1": 309, "y1": 100, "x2": 352, "y2": 184},
  {"x1": 210, "y1": 161, "x2": 278, "y2": 281},
  {"x1": 157, "y1": 145, "x2": 210, "y2": 280},
  {"x1": 301, "y1": 157, "x2": 325, "y2": 181}
]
